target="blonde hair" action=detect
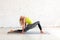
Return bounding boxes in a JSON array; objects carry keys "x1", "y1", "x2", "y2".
[{"x1": 20, "y1": 16, "x2": 25, "y2": 21}]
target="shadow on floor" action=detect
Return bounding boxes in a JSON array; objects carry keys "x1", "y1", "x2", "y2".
[{"x1": 7, "y1": 32, "x2": 50, "y2": 35}]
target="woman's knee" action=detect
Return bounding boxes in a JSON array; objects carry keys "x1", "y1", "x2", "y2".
[{"x1": 36, "y1": 21, "x2": 40, "y2": 23}]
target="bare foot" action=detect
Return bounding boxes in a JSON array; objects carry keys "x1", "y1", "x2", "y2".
[
  {"x1": 40, "y1": 30, "x2": 45, "y2": 34},
  {"x1": 9, "y1": 29, "x2": 14, "y2": 32}
]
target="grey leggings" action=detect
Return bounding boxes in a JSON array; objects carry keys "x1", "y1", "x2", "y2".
[
  {"x1": 24, "y1": 21, "x2": 42, "y2": 32},
  {"x1": 13, "y1": 21, "x2": 42, "y2": 33}
]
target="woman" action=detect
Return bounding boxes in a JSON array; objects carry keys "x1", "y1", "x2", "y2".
[{"x1": 8, "y1": 16, "x2": 44, "y2": 34}]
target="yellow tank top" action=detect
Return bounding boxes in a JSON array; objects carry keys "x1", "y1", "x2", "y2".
[{"x1": 25, "y1": 17, "x2": 33, "y2": 24}]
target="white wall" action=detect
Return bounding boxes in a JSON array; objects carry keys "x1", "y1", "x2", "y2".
[{"x1": 0, "y1": 0, "x2": 60, "y2": 27}]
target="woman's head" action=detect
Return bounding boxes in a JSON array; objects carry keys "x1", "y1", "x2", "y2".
[
  {"x1": 20, "y1": 16, "x2": 25, "y2": 25},
  {"x1": 20, "y1": 16, "x2": 25, "y2": 21}
]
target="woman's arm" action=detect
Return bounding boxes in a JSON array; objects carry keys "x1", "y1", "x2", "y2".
[{"x1": 20, "y1": 17, "x2": 26, "y2": 33}]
